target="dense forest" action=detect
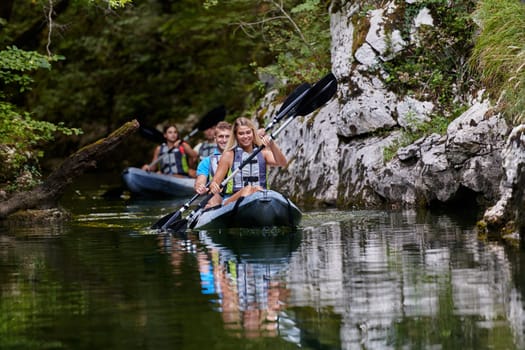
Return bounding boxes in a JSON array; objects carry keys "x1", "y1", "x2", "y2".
[{"x1": 0, "y1": 0, "x2": 331, "y2": 193}]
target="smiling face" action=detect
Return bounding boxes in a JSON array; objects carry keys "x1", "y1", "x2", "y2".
[
  {"x1": 215, "y1": 128, "x2": 231, "y2": 152},
  {"x1": 225, "y1": 117, "x2": 260, "y2": 152},
  {"x1": 235, "y1": 125, "x2": 254, "y2": 150}
]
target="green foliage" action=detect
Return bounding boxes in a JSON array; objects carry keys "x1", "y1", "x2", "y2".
[
  {"x1": 383, "y1": 111, "x2": 462, "y2": 163},
  {"x1": 19, "y1": 0, "x2": 272, "y2": 129},
  {"x1": 0, "y1": 47, "x2": 82, "y2": 192},
  {"x1": 470, "y1": 0, "x2": 525, "y2": 125},
  {"x1": 0, "y1": 102, "x2": 82, "y2": 191},
  {"x1": 89, "y1": 0, "x2": 134, "y2": 7},
  {"x1": 248, "y1": 0, "x2": 332, "y2": 87},
  {"x1": 203, "y1": 0, "x2": 332, "y2": 88},
  {"x1": 0, "y1": 46, "x2": 63, "y2": 96},
  {"x1": 381, "y1": 0, "x2": 477, "y2": 115}
]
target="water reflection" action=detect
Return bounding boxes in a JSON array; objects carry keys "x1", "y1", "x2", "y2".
[
  {"x1": 3, "y1": 186, "x2": 525, "y2": 349},
  {"x1": 161, "y1": 229, "x2": 303, "y2": 342},
  {"x1": 151, "y1": 209, "x2": 525, "y2": 349},
  {"x1": 285, "y1": 210, "x2": 524, "y2": 349}
]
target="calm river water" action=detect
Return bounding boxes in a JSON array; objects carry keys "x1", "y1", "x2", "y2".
[{"x1": 1, "y1": 174, "x2": 524, "y2": 349}]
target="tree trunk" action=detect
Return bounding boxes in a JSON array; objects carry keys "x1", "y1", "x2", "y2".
[{"x1": 0, "y1": 119, "x2": 139, "y2": 219}]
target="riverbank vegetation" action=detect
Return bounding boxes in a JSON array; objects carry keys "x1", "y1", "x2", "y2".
[
  {"x1": 470, "y1": 0, "x2": 525, "y2": 125},
  {"x1": 380, "y1": 0, "x2": 477, "y2": 160},
  {"x1": 382, "y1": 0, "x2": 525, "y2": 161}
]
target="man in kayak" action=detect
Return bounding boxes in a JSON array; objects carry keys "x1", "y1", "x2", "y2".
[
  {"x1": 194, "y1": 121, "x2": 232, "y2": 206},
  {"x1": 194, "y1": 124, "x2": 217, "y2": 161},
  {"x1": 208, "y1": 117, "x2": 287, "y2": 205},
  {"x1": 142, "y1": 123, "x2": 198, "y2": 178}
]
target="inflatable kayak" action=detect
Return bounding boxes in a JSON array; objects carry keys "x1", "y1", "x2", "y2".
[
  {"x1": 122, "y1": 167, "x2": 195, "y2": 198},
  {"x1": 189, "y1": 190, "x2": 302, "y2": 229}
]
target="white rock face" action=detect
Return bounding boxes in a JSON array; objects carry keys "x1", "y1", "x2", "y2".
[
  {"x1": 397, "y1": 97, "x2": 434, "y2": 129},
  {"x1": 266, "y1": 0, "x2": 521, "y2": 231},
  {"x1": 269, "y1": 97, "x2": 341, "y2": 206},
  {"x1": 330, "y1": 2, "x2": 358, "y2": 77},
  {"x1": 483, "y1": 125, "x2": 525, "y2": 232},
  {"x1": 366, "y1": 2, "x2": 406, "y2": 61},
  {"x1": 411, "y1": 7, "x2": 434, "y2": 43},
  {"x1": 337, "y1": 74, "x2": 398, "y2": 137}
]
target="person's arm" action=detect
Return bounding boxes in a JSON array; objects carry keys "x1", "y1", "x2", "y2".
[
  {"x1": 195, "y1": 174, "x2": 208, "y2": 194},
  {"x1": 142, "y1": 146, "x2": 161, "y2": 171},
  {"x1": 194, "y1": 157, "x2": 210, "y2": 194},
  {"x1": 182, "y1": 142, "x2": 198, "y2": 169},
  {"x1": 209, "y1": 150, "x2": 233, "y2": 194},
  {"x1": 261, "y1": 136, "x2": 287, "y2": 167}
]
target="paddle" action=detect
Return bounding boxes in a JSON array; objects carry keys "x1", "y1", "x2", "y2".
[
  {"x1": 138, "y1": 105, "x2": 226, "y2": 144},
  {"x1": 183, "y1": 105, "x2": 226, "y2": 142},
  {"x1": 150, "y1": 83, "x2": 311, "y2": 230},
  {"x1": 160, "y1": 72, "x2": 337, "y2": 233},
  {"x1": 139, "y1": 124, "x2": 165, "y2": 144}
]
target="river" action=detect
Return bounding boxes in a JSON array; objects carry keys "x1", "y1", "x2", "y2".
[{"x1": 0, "y1": 174, "x2": 524, "y2": 349}]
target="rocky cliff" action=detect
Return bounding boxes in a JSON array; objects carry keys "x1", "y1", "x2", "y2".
[{"x1": 266, "y1": 0, "x2": 525, "y2": 237}]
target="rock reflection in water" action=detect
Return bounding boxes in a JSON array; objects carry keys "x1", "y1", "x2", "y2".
[
  {"x1": 157, "y1": 209, "x2": 525, "y2": 349},
  {"x1": 287, "y1": 210, "x2": 523, "y2": 349}
]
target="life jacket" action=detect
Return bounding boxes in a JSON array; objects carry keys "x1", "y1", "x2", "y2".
[
  {"x1": 158, "y1": 143, "x2": 190, "y2": 176},
  {"x1": 227, "y1": 145, "x2": 267, "y2": 193},
  {"x1": 209, "y1": 153, "x2": 233, "y2": 195},
  {"x1": 199, "y1": 142, "x2": 216, "y2": 159},
  {"x1": 209, "y1": 153, "x2": 220, "y2": 180}
]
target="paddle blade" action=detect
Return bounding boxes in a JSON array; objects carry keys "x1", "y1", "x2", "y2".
[
  {"x1": 277, "y1": 82, "x2": 311, "y2": 115},
  {"x1": 151, "y1": 210, "x2": 181, "y2": 230},
  {"x1": 139, "y1": 124, "x2": 165, "y2": 143},
  {"x1": 196, "y1": 105, "x2": 226, "y2": 131},
  {"x1": 297, "y1": 72, "x2": 338, "y2": 116},
  {"x1": 166, "y1": 218, "x2": 189, "y2": 233}
]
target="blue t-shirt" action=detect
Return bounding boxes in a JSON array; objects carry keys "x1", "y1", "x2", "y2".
[
  {"x1": 196, "y1": 149, "x2": 231, "y2": 199},
  {"x1": 196, "y1": 148, "x2": 221, "y2": 178}
]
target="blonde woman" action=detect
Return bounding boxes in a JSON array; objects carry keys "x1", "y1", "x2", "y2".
[{"x1": 209, "y1": 117, "x2": 287, "y2": 205}]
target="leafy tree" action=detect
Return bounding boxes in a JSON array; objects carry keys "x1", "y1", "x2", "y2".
[
  {"x1": 0, "y1": 0, "x2": 129, "y2": 193},
  {"x1": 0, "y1": 46, "x2": 82, "y2": 192}
]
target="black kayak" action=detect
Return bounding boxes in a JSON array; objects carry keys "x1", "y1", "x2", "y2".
[{"x1": 189, "y1": 190, "x2": 302, "y2": 230}]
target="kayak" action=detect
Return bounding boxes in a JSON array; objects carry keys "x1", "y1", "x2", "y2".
[
  {"x1": 122, "y1": 167, "x2": 195, "y2": 198},
  {"x1": 189, "y1": 190, "x2": 302, "y2": 230}
]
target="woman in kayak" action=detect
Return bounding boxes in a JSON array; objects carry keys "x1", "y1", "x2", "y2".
[
  {"x1": 142, "y1": 123, "x2": 198, "y2": 178},
  {"x1": 209, "y1": 117, "x2": 287, "y2": 205}
]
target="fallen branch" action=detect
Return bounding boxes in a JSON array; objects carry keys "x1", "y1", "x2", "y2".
[{"x1": 0, "y1": 119, "x2": 139, "y2": 219}]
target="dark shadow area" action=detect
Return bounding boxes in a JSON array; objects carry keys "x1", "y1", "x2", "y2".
[{"x1": 428, "y1": 185, "x2": 483, "y2": 226}]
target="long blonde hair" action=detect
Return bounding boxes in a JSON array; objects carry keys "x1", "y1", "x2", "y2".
[{"x1": 225, "y1": 117, "x2": 263, "y2": 151}]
